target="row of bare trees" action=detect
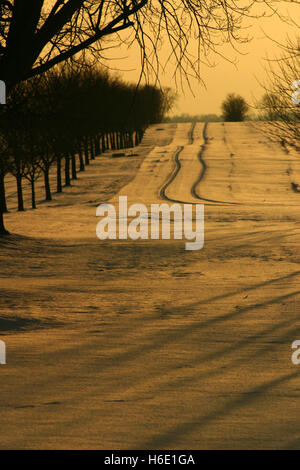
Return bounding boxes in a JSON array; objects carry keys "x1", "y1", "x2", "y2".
[{"x1": 0, "y1": 66, "x2": 174, "y2": 234}]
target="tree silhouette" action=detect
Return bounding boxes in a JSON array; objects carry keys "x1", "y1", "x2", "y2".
[
  {"x1": 0, "y1": 0, "x2": 283, "y2": 91},
  {"x1": 258, "y1": 38, "x2": 300, "y2": 152},
  {"x1": 257, "y1": 93, "x2": 282, "y2": 121},
  {"x1": 221, "y1": 93, "x2": 249, "y2": 122}
]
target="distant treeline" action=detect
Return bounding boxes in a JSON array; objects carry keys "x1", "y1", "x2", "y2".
[
  {"x1": 0, "y1": 66, "x2": 174, "y2": 234},
  {"x1": 163, "y1": 114, "x2": 222, "y2": 123},
  {"x1": 164, "y1": 112, "x2": 264, "y2": 122}
]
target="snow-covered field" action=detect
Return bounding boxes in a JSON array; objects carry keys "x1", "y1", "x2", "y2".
[{"x1": 1, "y1": 122, "x2": 300, "y2": 449}]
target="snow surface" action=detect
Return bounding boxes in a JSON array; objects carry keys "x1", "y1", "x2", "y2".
[{"x1": 1, "y1": 122, "x2": 300, "y2": 449}]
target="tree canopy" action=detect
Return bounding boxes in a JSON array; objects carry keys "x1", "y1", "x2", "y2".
[{"x1": 0, "y1": 0, "x2": 291, "y2": 91}]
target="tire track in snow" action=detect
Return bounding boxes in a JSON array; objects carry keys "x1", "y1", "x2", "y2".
[
  {"x1": 158, "y1": 122, "x2": 196, "y2": 204},
  {"x1": 160, "y1": 122, "x2": 239, "y2": 206},
  {"x1": 191, "y1": 122, "x2": 240, "y2": 205},
  {"x1": 159, "y1": 144, "x2": 185, "y2": 204}
]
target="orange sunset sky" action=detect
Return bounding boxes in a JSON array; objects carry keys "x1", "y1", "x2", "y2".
[{"x1": 111, "y1": 2, "x2": 299, "y2": 116}]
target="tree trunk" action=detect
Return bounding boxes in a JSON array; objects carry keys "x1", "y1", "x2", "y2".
[
  {"x1": 120, "y1": 132, "x2": 125, "y2": 149},
  {"x1": 90, "y1": 137, "x2": 95, "y2": 160},
  {"x1": 16, "y1": 172, "x2": 24, "y2": 211},
  {"x1": 111, "y1": 132, "x2": 116, "y2": 150},
  {"x1": 115, "y1": 131, "x2": 120, "y2": 150},
  {"x1": 0, "y1": 1, "x2": 44, "y2": 91},
  {"x1": 101, "y1": 134, "x2": 106, "y2": 153},
  {"x1": 105, "y1": 132, "x2": 109, "y2": 150},
  {"x1": 78, "y1": 146, "x2": 85, "y2": 171},
  {"x1": 0, "y1": 173, "x2": 7, "y2": 213},
  {"x1": 93, "y1": 137, "x2": 98, "y2": 156},
  {"x1": 84, "y1": 139, "x2": 89, "y2": 165},
  {"x1": 30, "y1": 179, "x2": 36, "y2": 209},
  {"x1": 0, "y1": 210, "x2": 9, "y2": 235},
  {"x1": 95, "y1": 135, "x2": 101, "y2": 155},
  {"x1": 65, "y1": 155, "x2": 71, "y2": 186},
  {"x1": 44, "y1": 167, "x2": 51, "y2": 201},
  {"x1": 57, "y1": 156, "x2": 62, "y2": 192},
  {"x1": 129, "y1": 132, "x2": 134, "y2": 147},
  {"x1": 0, "y1": 174, "x2": 9, "y2": 234},
  {"x1": 71, "y1": 152, "x2": 77, "y2": 179}
]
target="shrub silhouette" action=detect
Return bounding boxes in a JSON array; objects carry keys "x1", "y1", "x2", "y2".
[{"x1": 221, "y1": 93, "x2": 249, "y2": 122}]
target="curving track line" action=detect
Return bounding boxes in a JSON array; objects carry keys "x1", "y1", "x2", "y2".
[
  {"x1": 160, "y1": 122, "x2": 240, "y2": 206},
  {"x1": 188, "y1": 121, "x2": 197, "y2": 145},
  {"x1": 159, "y1": 144, "x2": 185, "y2": 204},
  {"x1": 191, "y1": 122, "x2": 240, "y2": 205}
]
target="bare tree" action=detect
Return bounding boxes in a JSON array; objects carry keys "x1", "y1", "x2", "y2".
[
  {"x1": 257, "y1": 37, "x2": 300, "y2": 152},
  {"x1": 0, "y1": 0, "x2": 290, "y2": 91}
]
